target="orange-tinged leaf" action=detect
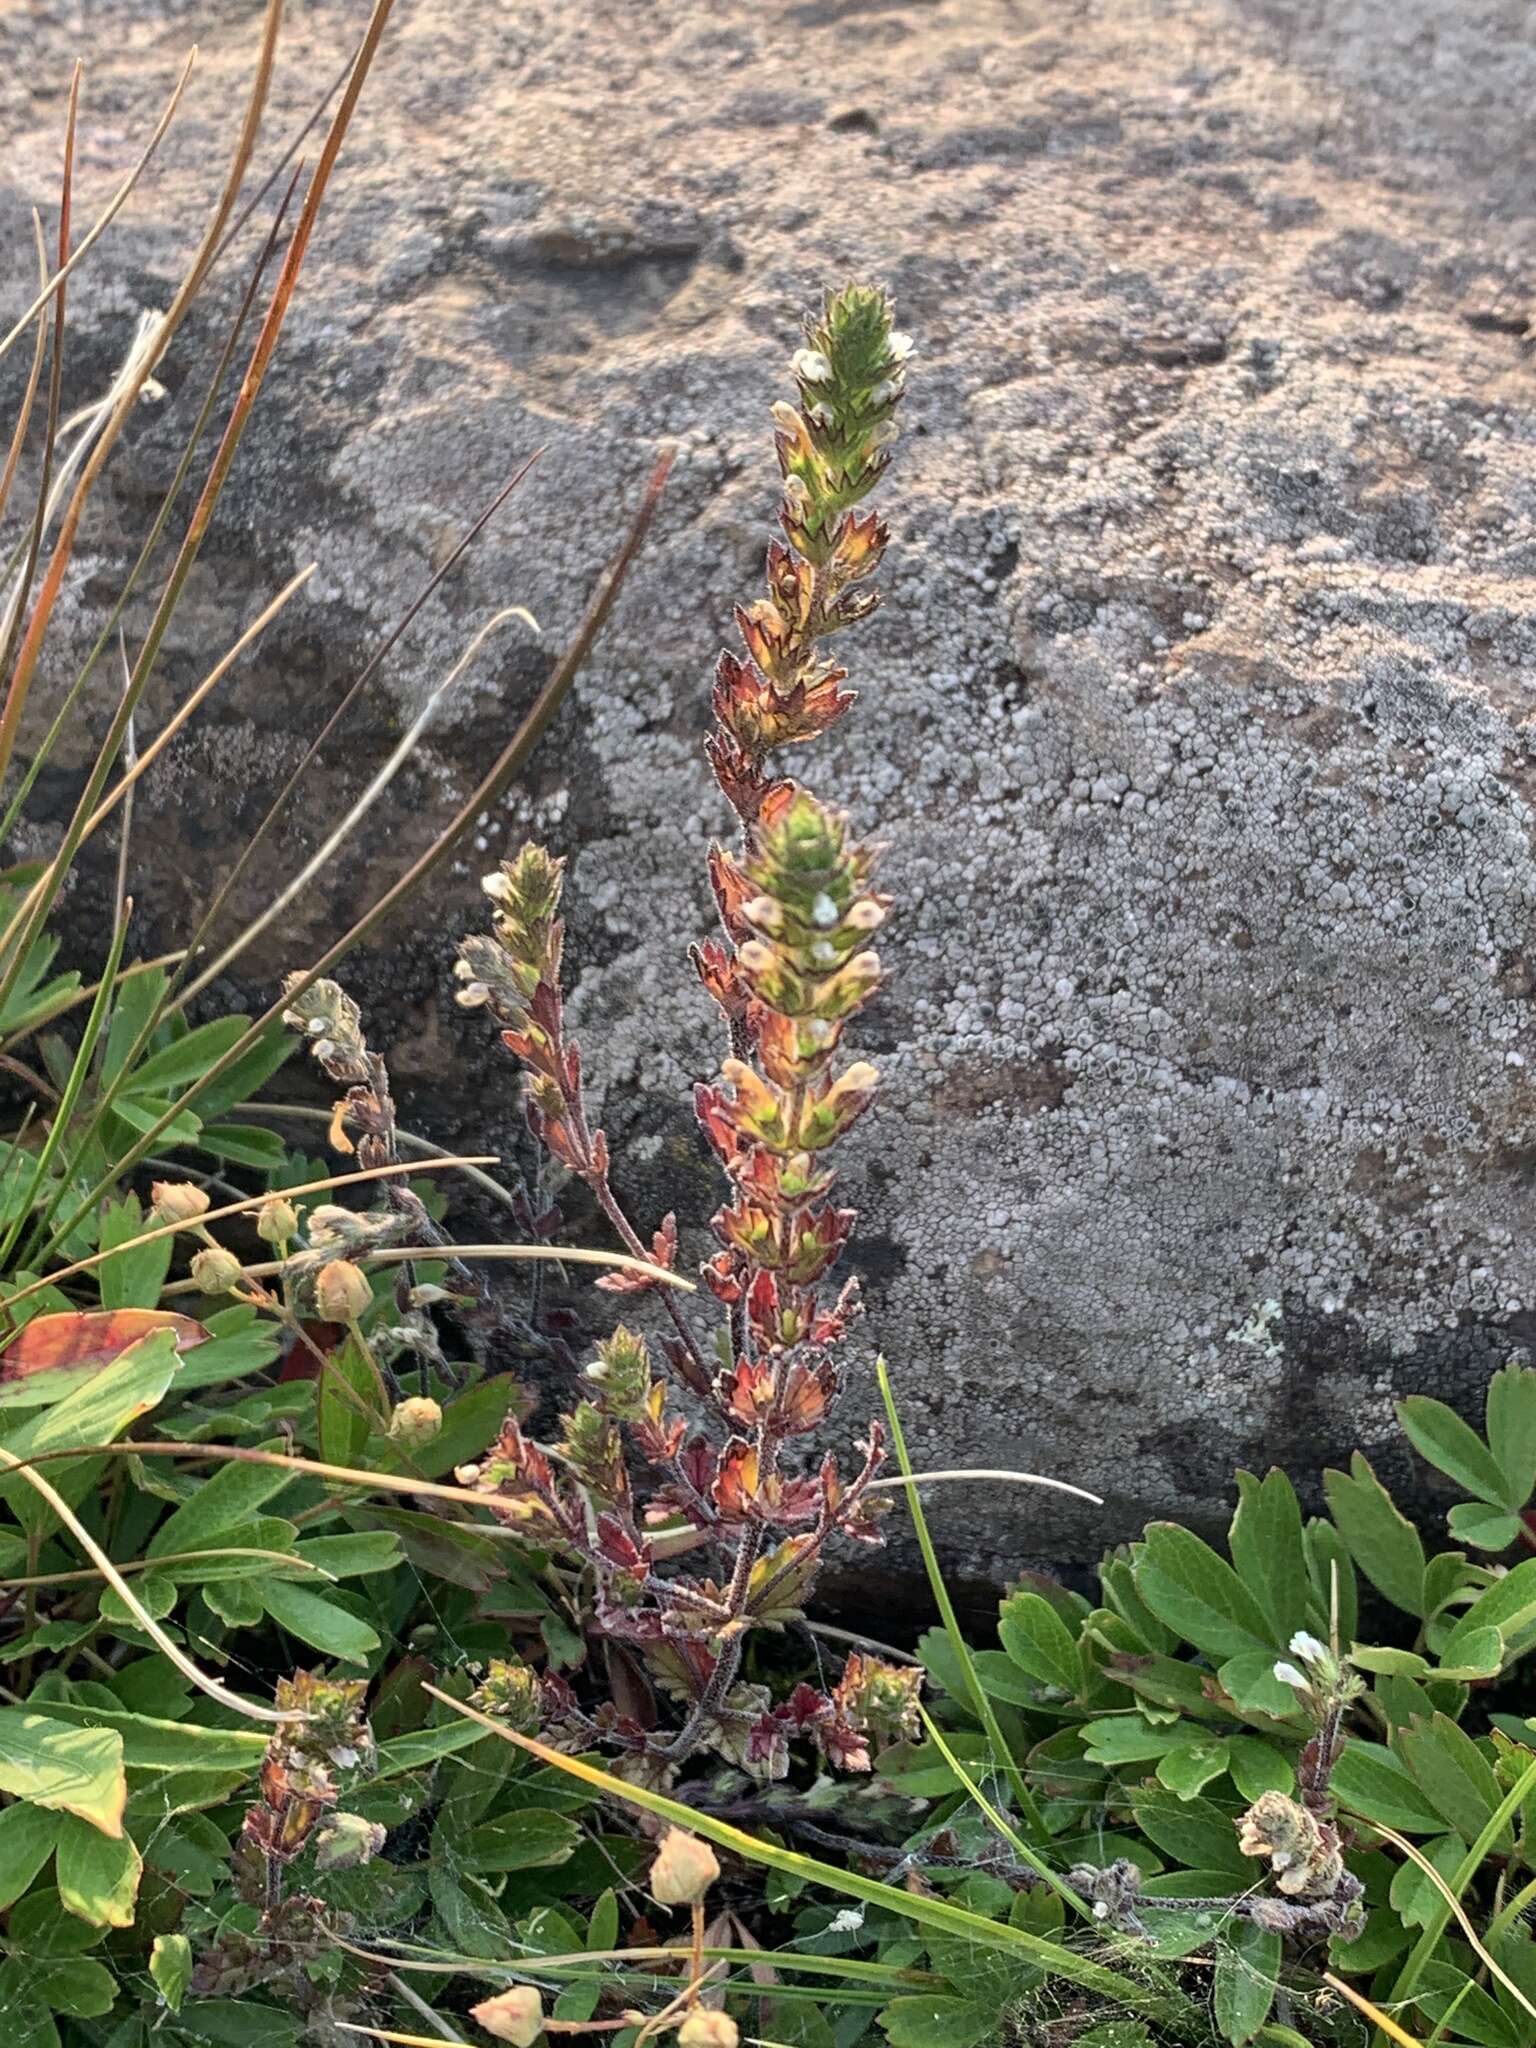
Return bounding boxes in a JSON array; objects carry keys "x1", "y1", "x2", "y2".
[{"x1": 0, "y1": 1309, "x2": 209, "y2": 1385}]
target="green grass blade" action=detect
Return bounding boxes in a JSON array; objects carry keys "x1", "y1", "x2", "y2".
[
  {"x1": 876, "y1": 1355, "x2": 1051, "y2": 1844},
  {"x1": 421, "y1": 1686, "x2": 1201, "y2": 2032}
]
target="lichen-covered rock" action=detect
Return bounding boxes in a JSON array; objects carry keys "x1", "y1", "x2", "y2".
[{"x1": 6, "y1": 0, "x2": 1536, "y2": 1573}]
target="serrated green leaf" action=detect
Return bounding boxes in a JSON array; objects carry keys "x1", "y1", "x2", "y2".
[
  {"x1": 879, "y1": 1997, "x2": 996, "y2": 2048},
  {"x1": 54, "y1": 1813, "x2": 141, "y2": 1927},
  {"x1": 1331, "y1": 1739, "x2": 1448, "y2": 1833},
  {"x1": 96, "y1": 1194, "x2": 172, "y2": 1310},
  {"x1": 1323, "y1": 1455, "x2": 1425, "y2": 1615},
  {"x1": 1230, "y1": 1470, "x2": 1312, "y2": 1642},
  {"x1": 150, "y1": 1931, "x2": 193, "y2": 2011},
  {"x1": 1156, "y1": 1740, "x2": 1229, "y2": 1801},
  {"x1": 996, "y1": 1591, "x2": 1082, "y2": 1695},
  {"x1": 1399, "y1": 1395, "x2": 1513, "y2": 1509},
  {"x1": 1447, "y1": 1503, "x2": 1523, "y2": 1552},
  {"x1": 1134, "y1": 1525, "x2": 1272, "y2": 1659},
  {"x1": 1488, "y1": 1365, "x2": 1536, "y2": 1507},
  {"x1": 1394, "y1": 1713, "x2": 1509, "y2": 1847},
  {"x1": 1215, "y1": 1650, "x2": 1300, "y2": 1719}
]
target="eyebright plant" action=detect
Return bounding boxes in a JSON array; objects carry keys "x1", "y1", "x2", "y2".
[{"x1": 453, "y1": 285, "x2": 915, "y2": 1779}]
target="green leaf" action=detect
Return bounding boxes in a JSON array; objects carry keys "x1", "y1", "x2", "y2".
[
  {"x1": 1445, "y1": 1558, "x2": 1536, "y2": 1661},
  {"x1": 879, "y1": 1997, "x2": 997, "y2": 2048},
  {"x1": 150, "y1": 1931, "x2": 193, "y2": 2012},
  {"x1": 1415, "y1": 1961, "x2": 1527, "y2": 2048},
  {"x1": 260, "y1": 1580, "x2": 379, "y2": 1666},
  {"x1": 174, "y1": 2000, "x2": 303, "y2": 2048},
  {"x1": 1213, "y1": 1921, "x2": 1280, "y2": 2046},
  {"x1": 1128, "y1": 1785, "x2": 1251, "y2": 1878},
  {"x1": 197, "y1": 1124, "x2": 289, "y2": 1171},
  {"x1": 54, "y1": 1813, "x2": 141, "y2": 1927},
  {"x1": 96, "y1": 1195, "x2": 172, "y2": 1310},
  {"x1": 1322, "y1": 1455, "x2": 1426, "y2": 1615},
  {"x1": 1225, "y1": 1736, "x2": 1294, "y2": 1801},
  {"x1": 282, "y1": 1530, "x2": 401, "y2": 1580},
  {"x1": 1215, "y1": 1651, "x2": 1301, "y2": 1719},
  {"x1": 429, "y1": 1863, "x2": 511, "y2": 1959},
  {"x1": 1229, "y1": 1470, "x2": 1312, "y2": 1643},
  {"x1": 0, "y1": 1800, "x2": 60, "y2": 1908},
  {"x1": 1133, "y1": 1525, "x2": 1273, "y2": 1659},
  {"x1": 1447, "y1": 1503, "x2": 1523, "y2": 1552},
  {"x1": 33, "y1": 1702, "x2": 264, "y2": 1774},
  {"x1": 0, "y1": 1712, "x2": 125, "y2": 1834},
  {"x1": 1431, "y1": 1621, "x2": 1505, "y2": 1681},
  {"x1": 1304, "y1": 1516, "x2": 1358, "y2": 1644},
  {"x1": 317, "y1": 1334, "x2": 388, "y2": 1469},
  {"x1": 996, "y1": 1591, "x2": 1083, "y2": 1695},
  {"x1": 123, "y1": 1018, "x2": 253, "y2": 1099},
  {"x1": 372, "y1": 1721, "x2": 491, "y2": 1779},
  {"x1": 1156, "y1": 1741, "x2": 1229, "y2": 1801},
  {"x1": 1399, "y1": 1395, "x2": 1514, "y2": 1508},
  {"x1": 1394, "y1": 1714, "x2": 1509, "y2": 1847},
  {"x1": 0, "y1": 1329, "x2": 180, "y2": 1478},
  {"x1": 171, "y1": 1305, "x2": 284, "y2": 1392},
  {"x1": 147, "y1": 1451, "x2": 296, "y2": 1558},
  {"x1": 34, "y1": 1954, "x2": 117, "y2": 2018},
  {"x1": 1488, "y1": 1365, "x2": 1536, "y2": 1507},
  {"x1": 463, "y1": 1808, "x2": 582, "y2": 1873},
  {"x1": 1332, "y1": 1739, "x2": 1448, "y2": 1833},
  {"x1": 1081, "y1": 1717, "x2": 1183, "y2": 1767},
  {"x1": 1388, "y1": 1834, "x2": 1465, "y2": 1930}
]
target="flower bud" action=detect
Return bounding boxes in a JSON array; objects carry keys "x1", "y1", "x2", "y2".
[
  {"x1": 151, "y1": 1181, "x2": 210, "y2": 1226},
  {"x1": 388, "y1": 1396, "x2": 442, "y2": 1448},
  {"x1": 649, "y1": 1826, "x2": 720, "y2": 1907},
  {"x1": 315, "y1": 1259, "x2": 372, "y2": 1323},
  {"x1": 677, "y1": 2014, "x2": 739, "y2": 2048},
  {"x1": 189, "y1": 1245, "x2": 244, "y2": 1295},
  {"x1": 470, "y1": 1986, "x2": 544, "y2": 2046},
  {"x1": 256, "y1": 1196, "x2": 299, "y2": 1246}
]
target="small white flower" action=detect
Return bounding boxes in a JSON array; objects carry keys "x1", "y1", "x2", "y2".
[
  {"x1": 1272, "y1": 1661, "x2": 1308, "y2": 1690},
  {"x1": 1288, "y1": 1631, "x2": 1327, "y2": 1662},
  {"x1": 888, "y1": 330, "x2": 915, "y2": 363},
  {"x1": 792, "y1": 347, "x2": 832, "y2": 384},
  {"x1": 810, "y1": 891, "x2": 840, "y2": 929},
  {"x1": 827, "y1": 1907, "x2": 866, "y2": 1934}
]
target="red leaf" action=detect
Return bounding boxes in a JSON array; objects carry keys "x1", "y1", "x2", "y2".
[{"x1": 0, "y1": 1308, "x2": 209, "y2": 1383}]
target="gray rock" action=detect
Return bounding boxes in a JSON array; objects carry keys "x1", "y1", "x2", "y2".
[{"x1": 6, "y1": 0, "x2": 1536, "y2": 1580}]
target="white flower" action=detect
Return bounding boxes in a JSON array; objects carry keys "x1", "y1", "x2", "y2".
[
  {"x1": 1272, "y1": 1661, "x2": 1308, "y2": 1690},
  {"x1": 791, "y1": 347, "x2": 832, "y2": 384},
  {"x1": 1288, "y1": 1631, "x2": 1328, "y2": 1662},
  {"x1": 888, "y1": 330, "x2": 915, "y2": 362}
]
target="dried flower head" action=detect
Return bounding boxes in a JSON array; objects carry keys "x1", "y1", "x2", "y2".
[
  {"x1": 189, "y1": 1245, "x2": 244, "y2": 1296},
  {"x1": 1236, "y1": 1790, "x2": 1344, "y2": 1898},
  {"x1": 256, "y1": 1195, "x2": 299, "y2": 1246},
  {"x1": 649, "y1": 1827, "x2": 721, "y2": 1906},
  {"x1": 677, "y1": 2014, "x2": 739, "y2": 2048},
  {"x1": 314, "y1": 1258, "x2": 372, "y2": 1324},
  {"x1": 388, "y1": 1396, "x2": 442, "y2": 1447},
  {"x1": 470, "y1": 1986, "x2": 545, "y2": 2046},
  {"x1": 151, "y1": 1180, "x2": 211, "y2": 1226}
]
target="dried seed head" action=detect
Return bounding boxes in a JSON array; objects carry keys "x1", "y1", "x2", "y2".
[
  {"x1": 151, "y1": 1181, "x2": 211, "y2": 1226},
  {"x1": 189, "y1": 1245, "x2": 243, "y2": 1295},
  {"x1": 470, "y1": 1986, "x2": 545, "y2": 2046},
  {"x1": 649, "y1": 1826, "x2": 720, "y2": 1906},
  {"x1": 256, "y1": 1196, "x2": 299, "y2": 1246},
  {"x1": 315, "y1": 1259, "x2": 372, "y2": 1323},
  {"x1": 677, "y1": 2014, "x2": 740, "y2": 2048},
  {"x1": 388, "y1": 1396, "x2": 443, "y2": 1447}
]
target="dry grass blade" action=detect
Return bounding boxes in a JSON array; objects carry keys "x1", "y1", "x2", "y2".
[
  {"x1": 177, "y1": 602, "x2": 538, "y2": 1005},
  {"x1": 160, "y1": 1239, "x2": 693, "y2": 1297},
  {"x1": 169, "y1": 452, "x2": 541, "y2": 1017},
  {"x1": 2, "y1": 1153, "x2": 495, "y2": 1317},
  {"x1": 0, "y1": 51, "x2": 196, "y2": 366},
  {"x1": 1321, "y1": 1974, "x2": 1426, "y2": 2048},
  {"x1": 0, "y1": 216, "x2": 50, "y2": 535},
  {"x1": 43, "y1": 447, "x2": 673, "y2": 1252},
  {"x1": 1367, "y1": 1821, "x2": 1536, "y2": 2025},
  {"x1": 0, "y1": 0, "x2": 288, "y2": 793},
  {"x1": 14, "y1": 566, "x2": 317, "y2": 918}
]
